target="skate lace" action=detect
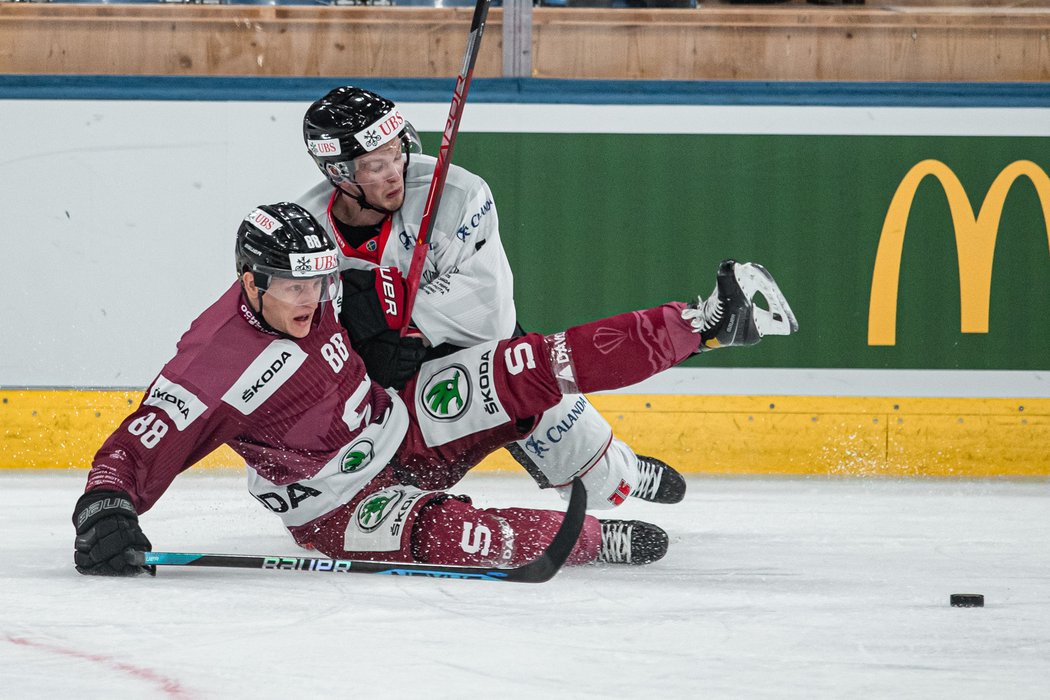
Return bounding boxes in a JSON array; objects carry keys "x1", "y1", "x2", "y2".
[
  {"x1": 598, "y1": 521, "x2": 633, "y2": 564},
  {"x1": 682, "y1": 294, "x2": 724, "y2": 334},
  {"x1": 634, "y1": 457, "x2": 664, "y2": 501}
]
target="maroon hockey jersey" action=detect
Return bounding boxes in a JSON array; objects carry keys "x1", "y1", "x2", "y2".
[{"x1": 86, "y1": 282, "x2": 409, "y2": 529}]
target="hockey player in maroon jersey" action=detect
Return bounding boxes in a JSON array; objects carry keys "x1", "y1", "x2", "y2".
[
  {"x1": 72, "y1": 202, "x2": 797, "y2": 577},
  {"x1": 298, "y1": 86, "x2": 689, "y2": 512}
]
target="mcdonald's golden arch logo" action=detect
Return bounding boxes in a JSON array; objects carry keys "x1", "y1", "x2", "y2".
[{"x1": 868, "y1": 159, "x2": 1050, "y2": 346}]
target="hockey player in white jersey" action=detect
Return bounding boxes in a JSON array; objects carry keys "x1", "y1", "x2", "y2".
[{"x1": 296, "y1": 86, "x2": 686, "y2": 510}]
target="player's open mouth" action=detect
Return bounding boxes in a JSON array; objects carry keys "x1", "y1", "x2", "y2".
[{"x1": 293, "y1": 313, "x2": 311, "y2": 323}]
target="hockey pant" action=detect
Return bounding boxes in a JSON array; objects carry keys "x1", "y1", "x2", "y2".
[
  {"x1": 509, "y1": 395, "x2": 642, "y2": 510},
  {"x1": 293, "y1": 302, "x2": 700, "y2": 566},
  {"x1": 294, "y1": 466, "x2": 604, "y2": 567}
]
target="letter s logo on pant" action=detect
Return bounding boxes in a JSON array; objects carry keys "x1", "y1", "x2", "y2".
[{"x1": 460, "y1": 522, "x2": 492, "y2": 556}]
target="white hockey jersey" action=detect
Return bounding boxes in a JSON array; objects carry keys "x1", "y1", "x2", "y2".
[{"x1": 297, "y1": 155, "x2": 516, "y2": 348}]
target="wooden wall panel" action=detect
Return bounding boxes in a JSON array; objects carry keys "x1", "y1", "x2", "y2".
[
  {"x1": 0, "y1": 6, "x2": 504, "y2": 77},
  {"x1": 530, "y1": 8, "x2": 1050, "y2": 81},
  {"x1": 1, "y1": 4, "x2": 1048, "y2": 81}
]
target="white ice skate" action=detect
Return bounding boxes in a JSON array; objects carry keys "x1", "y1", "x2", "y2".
[{"x1": 684, "y1": 259, "x2": 799, "y2": 351}]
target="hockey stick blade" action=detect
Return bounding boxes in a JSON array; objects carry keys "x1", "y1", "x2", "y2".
[
  {"x1": 128, "y1": 478, "x2": 586, "y2": 583},
  {"x1": 734, "y1": 262, "x2": 799, "y2": 337}
]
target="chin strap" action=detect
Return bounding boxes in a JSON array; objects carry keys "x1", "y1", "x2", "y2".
[{"x1": 341, "y1": 184, "x2": 394, "y2": 216}]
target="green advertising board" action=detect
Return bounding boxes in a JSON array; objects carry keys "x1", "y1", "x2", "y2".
[{"x1": 426, "y1": 133, "x2": 1050, "y2": 371}]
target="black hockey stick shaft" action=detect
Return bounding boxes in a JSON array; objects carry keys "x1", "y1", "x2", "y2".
[
  {"x1": 400, "y1": 0, "x2": 491, "y2": 337},
  {"x1": 130, "y1": 478, "x2": 586, "y2": 583}
]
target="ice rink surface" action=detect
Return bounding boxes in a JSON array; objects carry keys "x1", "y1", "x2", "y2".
[{"x1": 3, "y1": 470, "x2": 1048, "y2": 699}]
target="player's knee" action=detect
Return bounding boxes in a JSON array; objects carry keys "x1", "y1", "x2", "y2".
[
  {"x1": 478, "y1": 507, "x2": 604, "y2": 566},
  {"x1": 559, "y1": 440, "x2": 639, "y2": 511},
  {"x1": 513, "y1": 394, "x2": 616, "y2": 490},
  {"x1": 338, "y1": 486, "x2": 438, "y2": 561},
  {"x1": 412, "y1": 496, "x2": 515, "y2": 567},
  {"x1": 494, "y1": 334, "x2": 564, "y2": 418}
]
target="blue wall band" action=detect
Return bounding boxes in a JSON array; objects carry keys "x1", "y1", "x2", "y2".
[{"x1": 2, "y1": 75, "x2": 1050, "y2": 107}]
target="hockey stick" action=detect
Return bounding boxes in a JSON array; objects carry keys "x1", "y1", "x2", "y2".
[
  {"x1": 399, "y1": 0, "x2": 491, "y2": 337},
  {"x1": 128, "y1": 478, "x2": 586, "y2": 583}
]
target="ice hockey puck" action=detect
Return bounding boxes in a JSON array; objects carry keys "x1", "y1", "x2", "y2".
[{"x1": 950, "y1": 594, "x2": 984, "y2": 607}]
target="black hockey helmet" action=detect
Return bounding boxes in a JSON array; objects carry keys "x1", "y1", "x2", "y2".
[
  {"x1": 235, "y1": 202, "x2": 340, "y2": 303},
  {"x1": 303, "y1": 86, "x2": 422, "y2": 187}
]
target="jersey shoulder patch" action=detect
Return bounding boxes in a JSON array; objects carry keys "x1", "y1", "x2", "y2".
[
  {"x1": 143, "y1": 375, "x2": 209, "y2": 432},
  {"x1": 221, "y1": 339, "x2": 308, "y2": 415}
]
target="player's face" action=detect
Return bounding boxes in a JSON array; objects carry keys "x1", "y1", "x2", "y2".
[
  {"x1": 246, "y1": 274, "x2": 324, "y2": 338},
  {"x1": 352, "y1": 141, "x2": 406, "y2": 211}
]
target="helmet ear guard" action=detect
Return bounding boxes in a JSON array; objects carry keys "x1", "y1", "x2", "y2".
[{"x1": 242, "y1": 269, "x2": 270, "y2": 294}]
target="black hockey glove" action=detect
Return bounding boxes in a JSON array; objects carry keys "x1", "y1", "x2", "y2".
[
  {"x1": 340, "y1": 267, "x2": 409, "y2": 343},
  {"x1": 352, "y1": 330, "x2": 429, "y2": 390},
  {"x1": 72, "y1": 490, "x2": 156, "y2": 576}
]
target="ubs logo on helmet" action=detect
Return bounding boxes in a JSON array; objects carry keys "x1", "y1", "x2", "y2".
[
  {"x1": 307, "y1": 138, "x2": 341, "y2": 157},
  {"x1": 290, "y1": 251, "x2": 339, "y2": 277},
  {"x1": 421, "y1": 364, "x2": 470, "y2": 421},
  {"x1": 246, "y1": 208, "x2": 282, "y2": 233},
  {"x1": 361, "y1": 129, "x2": 383, "y2": 149},
  {"x1": 379, "y1": 110, "x2": 405, "y2": 136},
  {"x1": 354, "y1": 108, "x2": 405, "y2": 152}
]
